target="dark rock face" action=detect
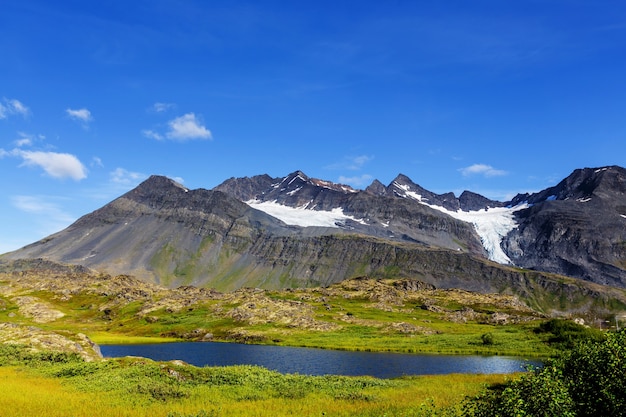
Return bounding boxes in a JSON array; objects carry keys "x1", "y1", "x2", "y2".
[
  {"x1": 503, "y1": 166, "x2": 626, "y2": 287},
  {"x1": 364, "y1": 179, "x2": 387, "y2": 196},
  {"x1": 212, "y1": 174, "x2": 278, "y2": 202}
]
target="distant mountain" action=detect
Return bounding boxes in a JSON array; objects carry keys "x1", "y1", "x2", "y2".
[{"x1": 3, "y1": 166, "x2": 626, "y2": 295}]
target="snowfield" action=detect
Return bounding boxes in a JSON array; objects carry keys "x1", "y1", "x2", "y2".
[
  {"x1": 246, "y1": 200, "x2": 366, "y2": 227},
  {"x1": 247, "y1": 196, "x2": 528, "y2": 265}
]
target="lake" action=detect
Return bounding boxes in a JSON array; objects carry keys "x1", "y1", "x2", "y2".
[{"x1": 100, "y1": 342, "x2": 539, "y2": 378}]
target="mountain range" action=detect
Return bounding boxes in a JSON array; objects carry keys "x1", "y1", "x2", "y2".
[{"x1": 2, "y1": 166, "x2": 626, "y2": 308}]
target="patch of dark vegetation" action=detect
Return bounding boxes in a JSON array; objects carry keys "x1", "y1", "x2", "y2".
[{"x1": 534, "y1": 318, "x2": 604, "y2": 348}]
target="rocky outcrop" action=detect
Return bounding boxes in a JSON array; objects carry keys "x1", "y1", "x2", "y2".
[{"x1": 0, "y1": 323, "x2": 102, "y2": 361}]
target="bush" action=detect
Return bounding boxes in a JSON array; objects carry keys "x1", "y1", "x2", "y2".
[
  {"x1": 558, "y1": 330, "x2": 626, "y2": 416},
  {"x1": 463, "y1": 330, "x2": 626, "y2": 417},
  {"x1": 480, "y1": 333, "x2": 494, "y2": 346}
]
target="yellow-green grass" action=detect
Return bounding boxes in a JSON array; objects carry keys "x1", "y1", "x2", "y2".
[
  {"x1": 0, "y1": 365, "x2": 509, "y2": 417},
  {"x1": 0, "y1": 278, "x2": 555, "y2": 357},
  {"x1": 89, "y1": 332, "x2": 180, "y2": 345},
  {"x1": 266, "y1": 325, "x2": 548, "y2": 357}
]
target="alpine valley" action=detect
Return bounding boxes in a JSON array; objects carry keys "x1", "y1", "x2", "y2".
[{"x1": 2, "y1": 165, "x2": 626, "y2": 315}]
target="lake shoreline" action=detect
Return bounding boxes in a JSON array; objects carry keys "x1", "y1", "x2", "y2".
[{"x1": 100, "y1": 341, "x2": 541, "y2": 378}]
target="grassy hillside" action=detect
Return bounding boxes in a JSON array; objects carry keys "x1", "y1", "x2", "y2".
[{"x1": 0, "y1": 265, "x2": 567, "y2": 356}]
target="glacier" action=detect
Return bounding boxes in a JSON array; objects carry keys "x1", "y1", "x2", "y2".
[{"x1": 247, "y1": 195, "x2": 528, "y2": 265}]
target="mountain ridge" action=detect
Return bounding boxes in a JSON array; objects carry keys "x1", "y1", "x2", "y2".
[{"x1": 2, "y1": 165, "x2": 626, "y2": 296}]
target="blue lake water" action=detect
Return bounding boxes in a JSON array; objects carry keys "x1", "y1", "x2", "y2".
[{"x1": 100, "y1": 342, "x2": 539, "y2": 378}]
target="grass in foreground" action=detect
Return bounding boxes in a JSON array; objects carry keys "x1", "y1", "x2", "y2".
[{"x1": 0, "y1": 344, "x2": 508, "y2": 417}]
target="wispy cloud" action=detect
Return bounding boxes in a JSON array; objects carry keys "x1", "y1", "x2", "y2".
[
  {"x1": 91, "y1": 156, "x2": 104, "y2": 167},
  {"x1": 150, "y1": 102, "x2": 176, "y2": 113},
  {"x1": 166, "y1": 113, "x2": 212, "y2": 140},
  {"x1": 142, "y1": 129, "x2": 164, "y2": 140},
  {"x1": 11, "y1": 195, "x2": 76, "y2": 235},
  {"x1": 12, "y1": 195, "x2": 73, "y2": 220},
  {"x1": 338, "y1": 174, "x2": 373, "y2": 188},
  {"x1": 66, "y1": 108, "x2": 93, "y2": 127},
  {"x1": 459, "y1": 163, "x2": 507, "y2": 178},
  {"x1": 326, "y1": 155, "x2": 374, "y2": 171},
  {"x1": 0, "y1": 98, "x2": 30, "y2": 119},
  {"x1": 14, "y1": 132, "x2": 34, "y2": 147},
  {"x1": 110, "y1": 167, "x2": 146, "y2": 185},
  {"x1": 15, "y1": 149, "x2": 87, "y2": 180}
]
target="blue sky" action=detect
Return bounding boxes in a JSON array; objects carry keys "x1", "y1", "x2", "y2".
[{"x1": 1, "y1": 0, "x2": 626, "y2": 253}]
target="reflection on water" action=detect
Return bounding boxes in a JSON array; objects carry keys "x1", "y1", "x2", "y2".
[{"x1": 100, "y1": 342, "x2": 539, "y2": 378}]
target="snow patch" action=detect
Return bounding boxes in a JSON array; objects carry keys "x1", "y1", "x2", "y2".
[
  {"x1": 247, "y1": 200, "x2": 366, "y2": 228},
  {"x1": 393, "y1": 182, "x2": 428, "y2": 202},
  {"x1": 621, "y1": 215, "x2": 626, "y2": 219},
  {"x1": 577, "y1": 197, "x2": 592, "y2": 203},
  {"x1": 287, "y1": 186, "x2": 302, "y2": 196},
  {"x1": 546, "y1": 195, "x2": 557, "y2": 201}
]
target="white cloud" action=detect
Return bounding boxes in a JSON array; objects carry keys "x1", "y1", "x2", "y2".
[
  {"x1": 166, "y1": 113, "x2": 212, "y2": 140},
  {"x1": 142, "y1": 129, "x2": 164, "y2": 141},
  {"x1": 338, "y1": 174, "x2": 373, "y2": 188},
  {"x1": 16, "y1": 150, "x2": 87, "y2": 180},
  {"x1": 66, "y1": 108, "x2": 93, "y2": 124},
  {"x1": 110, "y1": 167, "x2": 146, "y2": 185},
  {"x1": 0, "y1": 98, "x2": 30, "y2": 119},
  {"x1": 459, "y1": 163, "x2": 507, "y2": 178},
  {"x1": 151, "y1": 102, "x2": 175, "y2": 113}
]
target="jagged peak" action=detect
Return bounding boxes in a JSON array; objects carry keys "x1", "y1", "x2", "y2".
[
  {"x1": 365, "y1": 179, "x2": 387, "y2": 196},
  {"x1": 278, "y1": 171, "x2": 357, "y2": 194},
  {"x1": 284, "y1": 170, "x2": 309, "y2": 181},
  {"x1": 390, "y1": 173, "x2": 415, "y2": 186}
]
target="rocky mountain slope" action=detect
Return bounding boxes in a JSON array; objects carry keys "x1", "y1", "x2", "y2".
[
  {"x1": 503, "y1": 166, "x2": 626, "y2": 287},
  {"x1": 2, "y1": 166, "x2": 626, "y2": 295}
]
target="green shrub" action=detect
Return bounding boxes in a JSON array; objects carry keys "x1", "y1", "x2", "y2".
[
  {"x1": 463, "y1": 330, "x2": 626, "y2": 417},
  {"x1": 480, "y1": 333, "x2": 494, "y2": 346}
]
